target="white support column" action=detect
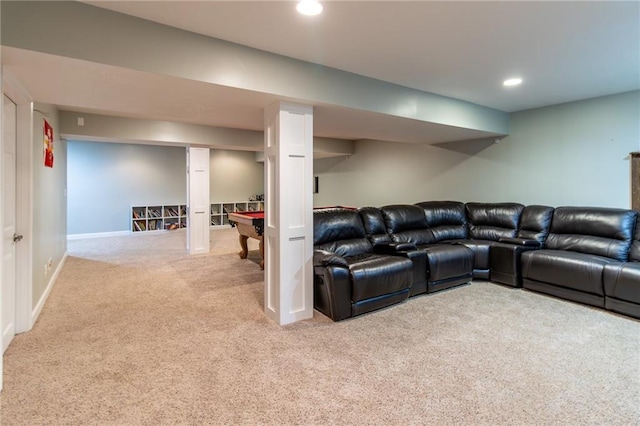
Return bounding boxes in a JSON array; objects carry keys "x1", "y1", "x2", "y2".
[
  {"x1": 187, "y1": 147, "x2": 210, "y2": 255},
  {"x1": 264, "y1": 102, "x2": 314, "y2": 325}
]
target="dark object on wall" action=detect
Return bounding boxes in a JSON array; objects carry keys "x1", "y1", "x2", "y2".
[{"x1": 314, "y1": 176, "x2": 319, "y2": 194}]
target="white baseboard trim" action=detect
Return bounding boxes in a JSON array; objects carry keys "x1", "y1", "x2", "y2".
[
  {"x1": 67, "y1": 231, "x2": 131, "y2": 240},
  {"x1": 31, "y1": 252, "x2": 68, "y2": 327}
]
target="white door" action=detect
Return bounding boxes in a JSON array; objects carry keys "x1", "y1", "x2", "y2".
[{"x1": 2, "y1": 94, "x2": 18, "y2": 353}]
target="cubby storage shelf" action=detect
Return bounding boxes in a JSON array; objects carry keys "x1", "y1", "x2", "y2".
[
  {"x1": 210, "y1": 201, "x2": 263, "y2": 228},
  {"x1": 132, "y1": 201, "x2": 263, "y2": 232},
  {"x1": 131, "y1": 204, "x2": 187, "y2": 232}
]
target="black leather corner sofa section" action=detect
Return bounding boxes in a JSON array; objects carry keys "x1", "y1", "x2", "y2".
[
  {"x1": 313, "y1": 208, "x2": 414, "y2": 321},
  {"x1": 521, "y1": 207, "x2": 638, "y2": 317},
  {"x1": 313, "y1": 202, "x2": 640, "y2": 321}
]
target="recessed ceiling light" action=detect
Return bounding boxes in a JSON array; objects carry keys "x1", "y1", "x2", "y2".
[
  {"x1": 503, "y1": 78, "x2": 523, "y2": 87},
  {"x1": 297, "y1": 0, "x2": 323, "y2": 16}
]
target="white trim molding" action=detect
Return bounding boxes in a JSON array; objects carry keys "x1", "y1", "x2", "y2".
[
  {"x1": 31, "y1": 253, "x2": 67, "y2": 326},
  {"x1": 67, "y1": 231, "x2": 131, "y2": 240}
]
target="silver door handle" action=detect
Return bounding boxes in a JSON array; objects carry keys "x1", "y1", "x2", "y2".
[{"x1": 13, "y1": 233, "x2": 23, "y2": 242}]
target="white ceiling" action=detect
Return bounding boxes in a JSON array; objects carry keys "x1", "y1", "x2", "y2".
[
  {"x1": 84, "y1": 0, "x2": 640, "y2": 113},
  {"x1": 4, "y1": 1, "x2": 639, "y2": 145}
]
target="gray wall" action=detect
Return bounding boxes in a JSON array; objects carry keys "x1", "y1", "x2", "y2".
[
  {"x1": 67, "y1": 142, "x2": 187, "y2": 234},
  {"x1": 313, "y1": 140, "x2": 468, "y2": 207},
  {"x1": 67, "y1": 142, "x2": 264, "y2": 234},
  {"x1": 435, "y1": 90, "x2": 639, "y2": 207},
  {"x1": 32, "y1": 103, "x2": 67, "y2": 308},
  {"x1": 313, "y1": 91, "x2": 640, "y2": 209},
  {"x1": 65, "y1": 90, "x2": 640, "y2": 237},
  {"x1": 210, "y1": 149, "x2": 264, "y2": 202}
]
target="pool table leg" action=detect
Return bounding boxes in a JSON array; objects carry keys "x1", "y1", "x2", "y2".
[
  {"x1": 238, "y1": 234, "x2": 249, "y2": 259},
  {"x1": 259, "y1": 238, "x2": 264, "y2": 270}
]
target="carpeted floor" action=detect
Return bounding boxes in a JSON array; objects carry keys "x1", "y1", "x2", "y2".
[{"x1": 1, "y1": 228, "x2": 639, "y2": 425}]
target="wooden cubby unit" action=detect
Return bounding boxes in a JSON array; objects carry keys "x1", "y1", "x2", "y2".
[
  {"x1": 131, "y1": 204, "x2": 187, "y2": 232},
  {"x1": 210, "y1": 200, "x2": 264, "y2": 228}
]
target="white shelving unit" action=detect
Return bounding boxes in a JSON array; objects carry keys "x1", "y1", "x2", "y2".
[
  {"x1": 210, "y1": 200, "x2": 263, "y2": 227},
  {"x1": 131, "y1": 204, "x2": 187, "y2": 232}
]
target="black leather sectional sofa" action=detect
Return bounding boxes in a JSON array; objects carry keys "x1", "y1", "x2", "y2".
[{"x1": 313, "y1": 202, "x2": 640, "y2": 321}]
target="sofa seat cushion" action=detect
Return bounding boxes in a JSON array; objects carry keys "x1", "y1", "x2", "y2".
[
  {"x1": 604, "y1": 262, "x2": 640, "y2": 304},
  {"x1": 522, "y1": 250, "x2": 618, "y2": 295},
  {"x1": 345, "y1": 253, "x2": 412, "y2": 303},
  {"x1": 417, "y1": 244, "x2": 474, "y2": 282}
]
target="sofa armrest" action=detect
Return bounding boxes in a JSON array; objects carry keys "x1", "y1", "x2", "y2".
[
  {"x1": 313, "y1": 249, "x2": 349, "y2": 268},
  {"x1": 498, "y1": 237, "x2": 541, "y2": 248},
  {"x1": 373, "y1": 242, "x2": 417, "y2": 254},
  {"x1": 314, "y1": 264, "x2": 352, "y2": 321}
]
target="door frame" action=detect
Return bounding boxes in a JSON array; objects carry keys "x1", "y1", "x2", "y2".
[{"x1": 2, "y1": 67, "x2": 34, "y2": 337}]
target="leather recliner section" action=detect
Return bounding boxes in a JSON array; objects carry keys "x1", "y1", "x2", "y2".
[
  {"x1": 358, "y1": 206, "x2": 428, "y2": 296},
  {"x1": 522, "y1": 207, "x2": 637, "y2": 309},
  {"x1": 384, "y1": 203, "x2": 474, "y2": 294},
  {"x1": 313, "y1": 208, "x2": 413, "y2": 321},
  {"x1": 454, "y1": 202, "x2": 525, "y2": 278}
]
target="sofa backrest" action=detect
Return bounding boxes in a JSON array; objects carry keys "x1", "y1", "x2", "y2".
[
  {"x1": 465, "y1": 202, "x2": 524, "y2": 241},
  {"x1": 517, "y1": 205, "x2": 555, "y2": 244},
  {"x1": 545, "y1": 207, "x2": 637, "y2": 261},
  {"x1": 415, "y1": 201, "x2": 468, "y2": 242},
  {"x1": 381, "y1": 204, "x2": 434, "y2": 245},
  {"x1": 358, "y1": 207, "x2": 392, "y2": 245},
  {"x1": 313, "y1": 208, "x2": 372, "y2": 257},
  {"x1": 627, "y1": 216, "x2": 640, "y2": 262}
]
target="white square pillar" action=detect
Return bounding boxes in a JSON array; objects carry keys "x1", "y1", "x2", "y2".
[
  {"x1": 264, "y1": 102, "x2": 314, "y2": 325},
  {"x1": 187, "y1": 147, "x2": 210, "y2": 255}
]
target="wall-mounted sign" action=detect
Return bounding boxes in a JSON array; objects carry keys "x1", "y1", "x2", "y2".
[{"x1": 43, "y1": 119, "x2": 54, "y2": 168}]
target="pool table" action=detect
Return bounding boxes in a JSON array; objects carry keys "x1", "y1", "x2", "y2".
[
  {"x1": 227, "y1": 207, "x2": 356, "y2": 270},
  {"x1": 228, "y1": 211, "x2": 264, "y2": 270}
]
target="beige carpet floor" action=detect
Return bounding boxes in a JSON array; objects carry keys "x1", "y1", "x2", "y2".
[{"x1": 1, "y1": 228, "x2": 639, "y2": 425}]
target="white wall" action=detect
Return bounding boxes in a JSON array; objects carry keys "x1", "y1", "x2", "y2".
[
  {"x1": 314, "y1": 91, "x2": 640, "y2": 209},
  {"x1": 32, "y1": 103, "x2": 67, "y2": 308},
  {"x1": 67, "y1": 142, "x2": 264, "y2": 234}
]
